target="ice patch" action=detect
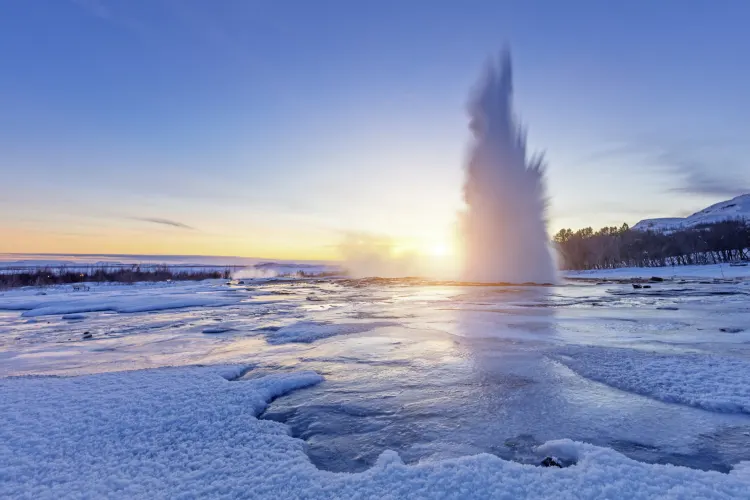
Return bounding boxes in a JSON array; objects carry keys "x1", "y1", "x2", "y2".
[
  {"x1": 0, "y1": 294, "x2": 240, "y2": 317},
  {"x1": 553, "y1": 346, "x2": 750, "y2": 413},
  {"x1": 1, "y1": 366, "x2": 749, "y2": 498},
  {"x1": 264, "y1": 320, "x2": 398, "y2": 344},
  {"x1": 202, "y1": 326, "x2": 233, "y2": 334},
  {"x1": 62, "y1": 313, "x2": 87, "y2": 320}
]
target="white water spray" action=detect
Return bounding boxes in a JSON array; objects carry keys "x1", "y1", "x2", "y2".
[{"x1": 461, "y1": 49, "x2": 556, "y2": 284}]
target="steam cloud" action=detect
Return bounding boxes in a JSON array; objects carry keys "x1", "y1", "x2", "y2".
[
  {"x1": 338, "y1": 233, "x2": 419, "y2": 278},
  {"x1": 461, "y1": 49, "x2": 556, "y2": 284}
]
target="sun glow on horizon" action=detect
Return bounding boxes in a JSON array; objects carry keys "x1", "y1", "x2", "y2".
[{"x1": 426, "y1": 242, "x2": 451, "y2": 257}]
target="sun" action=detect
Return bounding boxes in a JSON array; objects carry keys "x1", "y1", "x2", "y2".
[{"x1": 426, "y1": 242, "x2": 450, "y2": 257}]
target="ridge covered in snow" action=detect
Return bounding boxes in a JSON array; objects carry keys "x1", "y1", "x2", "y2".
[{"x1": 633, "y1": 193, "x2": 750, "y2": 232}]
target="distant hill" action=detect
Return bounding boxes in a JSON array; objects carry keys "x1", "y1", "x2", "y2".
[{"x1": 633, "y1": 193, "x2": 750, "y2": 232}]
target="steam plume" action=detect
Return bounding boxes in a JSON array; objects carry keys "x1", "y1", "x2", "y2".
[{"x1": 461, "y1": 49, "x2": 556, "y2": 284}]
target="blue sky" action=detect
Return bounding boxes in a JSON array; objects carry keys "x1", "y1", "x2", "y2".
[{"x1": 2, "y1": 0, "x2": 749, "y2": 259}]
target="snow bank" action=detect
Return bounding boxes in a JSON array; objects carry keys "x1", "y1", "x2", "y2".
[
  {"x1": 2, "y1": 365, "x2": 749, "y2": 499},
  {"x1": 553, "y1": 346, "x2": 750, "y2": 413},
  {"x1": 265, "y1": 320, "x2": 397, "y2": 344}
]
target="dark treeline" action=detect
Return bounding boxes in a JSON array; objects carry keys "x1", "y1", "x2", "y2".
[
  {"x1": 0, "y1": 264, "x2": 232, "y2": 289},
  {"x1": 554, "y1": 220, "x2": 750, "y2": 270}
]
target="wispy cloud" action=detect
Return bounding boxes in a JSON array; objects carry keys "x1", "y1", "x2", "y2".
[
  {"x1": 579, "y1": 139, "x2": 750, "y2": 198},
  {"x1": 131, "y1": 217, "x2": 195, "y2": 230},
  {"x1": 576, "y1": 142, "x2": 645, "y2": 165},
  {"x1": 655, "y1": 150, "x2": 750, "y2": 197}
]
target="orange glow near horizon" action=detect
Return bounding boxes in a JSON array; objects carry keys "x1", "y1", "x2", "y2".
[
  {"x1": 1, "y1": 224, "x2": 464, "y2": 265},
  {"x1": 1, "y1": 227, "x2": 337, "y2": 261}
]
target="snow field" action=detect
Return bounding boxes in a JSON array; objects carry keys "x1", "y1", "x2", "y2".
[{"x1": 2, "y1": 365, "x2": 749, "y2": 499}]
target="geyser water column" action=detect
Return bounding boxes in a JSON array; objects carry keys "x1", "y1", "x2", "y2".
[{"x1": 461, "y1": 50, "x2": 556, "y2": 284}]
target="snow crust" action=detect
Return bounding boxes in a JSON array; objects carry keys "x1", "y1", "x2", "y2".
[
  {"x1": 553, "y1": 346, "x2": 750, "y2": 414},
  {"x1": 2, "y1": 365, "x2": 750, "y2": 499}
]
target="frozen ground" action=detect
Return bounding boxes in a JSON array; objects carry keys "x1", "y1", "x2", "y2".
[
  {"x1": 2, "y1": 271, "x2": 750, "y2": 498},
  {"x1": 564, "y1": 263, "x2": 749, "y2": 280}
]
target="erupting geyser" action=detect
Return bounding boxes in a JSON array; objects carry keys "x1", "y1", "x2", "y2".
[{"x1": 461, "y1": 49, "x2": 557, "y2": 284}]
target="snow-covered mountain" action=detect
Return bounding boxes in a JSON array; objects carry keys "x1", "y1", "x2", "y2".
[{"x1": 633, "y1": 194, "x2": 750, "y2": 232}]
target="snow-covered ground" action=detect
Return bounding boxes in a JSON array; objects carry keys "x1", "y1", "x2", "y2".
[
  {"x1": 565, "y1": 263, "x2": 750, "y2": 280},
  {"x1": 3, "y1": 274, "x2": 750, "y2": 498},
  {"x1": 4, "y1": 366, "x2": 749, "y2": 499}
]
